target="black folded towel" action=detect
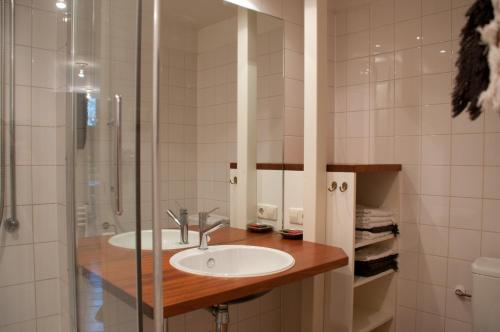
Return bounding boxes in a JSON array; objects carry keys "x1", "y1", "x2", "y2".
[
  {"x1": 355, "y1": 254, "x2": 399, "y2": 277},
  {"x1": 356, "y1": 224, "x2": 399, "y2": 235}
]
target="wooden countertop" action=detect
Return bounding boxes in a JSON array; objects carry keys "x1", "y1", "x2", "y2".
[
  {"x1": 229, "y1": 162, "x2": 402, "y2": 173},
  {"x1": 77, "y1": 228, "x2": 348, "y2": 318}
]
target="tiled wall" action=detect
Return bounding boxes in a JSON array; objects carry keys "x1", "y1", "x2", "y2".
[
  {"x1": 0, "y1": 0, "x2": 65, "y2": 331},
  {"x1": 196, "y1": 18, "x2": 236, "y2": 216},
  {"x1": 330, "y1": 0, "x2": 500, "y2": 331}
]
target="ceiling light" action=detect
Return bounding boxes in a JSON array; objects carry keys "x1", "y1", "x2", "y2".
[
  {"x1": 440, "y1": 49, "x2": 447, "y2": 54},
  {"x1": 56, "y1": 0, "x2": 66, "y2": 10},
  {"x1": 76, "y1": 62, "x2": 88, "y2": 79}
]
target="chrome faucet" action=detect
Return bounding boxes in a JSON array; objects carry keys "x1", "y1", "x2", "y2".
[
  {"x1": 198, "y1": 207, "x2": 229, "y2": 250},
  {"x1": 166, "y1": 208, "x2": 189, "y2": 244}
]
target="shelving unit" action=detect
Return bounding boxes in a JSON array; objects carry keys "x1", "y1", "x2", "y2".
[
  {"x1": 354, "y1": 269, "x2": 395, "y2": 288},
  {"x1": 354, "y1": 234, "x2": 395, "y2": 249},
  {"x1": 325, "y1": 165, "x2": 401, "y2": 332},
  {"x1": 353, "y1": 306, "x2": 393, "y2": 332}
]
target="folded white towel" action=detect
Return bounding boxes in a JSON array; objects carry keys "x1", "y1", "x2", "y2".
[
  {"x1": 355, "y1": 230, "x2": 392, "y2": 240},
  {"x1": 356, "y1": 205, "x2": 393, "y2": 217},
  {"x1": 356, "y1": 220, "x2": 394, "y2": 229},
  {"x1": 355, "y1": 244, "x2": 398, "y2": 261},
  {"x1": 356, "y1": 216, "x2": 395, "y2": 224}
]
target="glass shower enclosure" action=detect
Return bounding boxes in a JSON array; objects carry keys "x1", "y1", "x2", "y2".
[{"x1": 68, "y1": 0, "x2": 151, "y2": 330}]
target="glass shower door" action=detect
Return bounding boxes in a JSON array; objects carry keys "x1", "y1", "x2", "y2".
[{"x1": 71, "y1": 0, "x2": 144, "y2": 331}]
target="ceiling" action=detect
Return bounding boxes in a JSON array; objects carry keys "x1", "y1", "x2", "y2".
[{"x1": 165, "y1": 0, "x2": 237, "y2": 29}]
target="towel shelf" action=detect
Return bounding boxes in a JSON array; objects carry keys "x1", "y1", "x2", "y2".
[
  {"x1": 353, "y1": 306, "x2": 393, "y2": 332},
  {"x1": 327, "y1": 170, "x2": 399, "y2": 332},
  {"x1": 354, "y1": 269, "x2": 395, "y2": 288},
  {"x1": 354, "y1": 234, "x2": 395, "y2": 249}
]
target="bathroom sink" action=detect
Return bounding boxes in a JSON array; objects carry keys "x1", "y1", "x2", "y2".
[
  {"x1": 108, "y1": 230, "x2": 200, "y2": 250},
  {"x1": 169, "y1": 245, "x2": 295, "y2": 278}
]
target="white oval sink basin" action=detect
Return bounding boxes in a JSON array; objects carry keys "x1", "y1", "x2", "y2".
[
  {"x1": 169, "y1": 245, "x2": 295, "y2": 278},
  {"x1": 108, "y1": 230, "x2": 200, "y2": 250}
]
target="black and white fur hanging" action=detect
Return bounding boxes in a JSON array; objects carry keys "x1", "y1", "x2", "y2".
[
  {"x1": 452, "y1": 0, "x2": 494, "y2": 120},
  {"x1": 478, "y1": 0, "x2": 500, "y2": 114}
]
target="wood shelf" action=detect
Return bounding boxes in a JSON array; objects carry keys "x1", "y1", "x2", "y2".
[
  {"x1": 355, "y1": 234, "x2": 395, "y2": 249},
  {"x1": 353, "y1": 306, "x2": 393, "y2": 332},
  {"x1": 354, "y1": 269, "x2": 395, "y2": 288},
  {"x1": 230, "y1": 163, "x2": 402, "y2": 173}
]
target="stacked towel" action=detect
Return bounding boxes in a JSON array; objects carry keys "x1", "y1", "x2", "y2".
[
  {"x1": 355, "y1": 244, "x2": 398, "y2": 277},
  {"x1": 355, "y1": 205, "x2": 398, "y2": 240}
]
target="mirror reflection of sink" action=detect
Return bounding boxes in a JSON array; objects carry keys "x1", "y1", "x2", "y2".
[
  {"x1": 108, "y1": 230, "x2": 200, "y2": 250},
  {"x1": 169, "y1": 245, "x2": 295, "y2": 278}
]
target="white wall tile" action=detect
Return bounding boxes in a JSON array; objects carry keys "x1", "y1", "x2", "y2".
[
  {"x1": 371, "y1": 0, "x2": 395, "y2": 28},
  {"x1": 483, "y1": 167, "x2": 500, "y2": 199},
  {"x1": 447, "y1": 258, "x2": 472, "y2": 290},
  {"x1": 398, "y1": 279, "x2": 417, "y2": 308},
  {"x1": 0, "y1": 245, "x2": 34, "y2": 287},
  {"x1": 451, "y1": 166, "x2": 483, "y2": 198},
  {"x1": 371, "y1": 53, "x2": 395, "y2": 82},
  {"x1": 347, "y1": 6, "x2": 370, "y2": 33},
  {"x1": 371, "y1": 25, "x2": 394, "y2": 55},
  {"x1": 422, "y1": 0, "x2": 451, "y2": 15},
  {"x1": 422, "y1": 11, "x2": 452, "y2": 45},
  {"x1": 422, "y1": 104, "x2": 451, "y2": 135},
  {"x1": 396, "y1": 0, "x2": 422, "y2": 21},
  {"x1": 419, "y1": 225, "x2": 449, "y2": 256},
  {"x1": 422, "y1": 73, "x2": 452, "y2": 105},
  {"x1": 422, "y1": 165, "x2": 450, "y2": 196},
  {"x1": 35, "y1": 279, "x2": 60, "y2": 317},
  {"x1": 416, "y1": 283, "x2": 446, "y2": 315},
  {"x1": 395, "y1": 19, "x2": 422, "y2": 50},
  {"x1": 422, "y1": 135, "x2": 451, "y2": 165},
  {"x1": 395, "y1": 107, "x2": 420, "y2": 136},
  {"x1": 416, "y1": 312, "x2": 445, "y2": 332},
  {"x1": 418, "y1": 254, "x2": 447, "y2": 286},
  {"x1": 0, "y1": 283, "x2": 36, "y2": 326},
  {"x1": 34, "y1": 242, "x2": 59, "y2": 280},
  {"x1": 32, "y1": 9, "x2": 57, "y2": 50},
  {"x1": 483, "y1": 199, "x2": 500, "y2": 232},
  {"x1": 481, "y1": 232, "x2": 500, "y2": 258},
  {"x1": 451, "y1": 134, "x2": 483, "y2": 166},
  {"x1": 395, "y1": 48, "x2": 422, "y2": 79},
  {"x1": 396, "y1": 77, "x2": 421, "y2": 107},
  {"x1": 450, "y1": 198, "x2": 482, "y2": 230},
  {"x1": 422, "y1": 42, "x2": 452, "y2": 74},
  {"x1": 420, "y1": 195, "x2": 449, "y2": 226},
  {"x1": 449, "y1": 229, "x2": 481, "y2": 261}
]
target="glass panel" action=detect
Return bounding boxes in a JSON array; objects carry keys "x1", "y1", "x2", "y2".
[{"x1": 72, "y1": 0, "x2": 142, "y2": 331}]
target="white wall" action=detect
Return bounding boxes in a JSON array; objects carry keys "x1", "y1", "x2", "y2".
[
  {"x1": 0, "y1": 1, "x2": 66, "y2": 331},
  {"x1": 329, "y1": 0, "x2": 500, "y2": 331}
]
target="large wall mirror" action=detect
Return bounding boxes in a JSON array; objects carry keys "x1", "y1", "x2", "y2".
[{"x1": 155, "y1": 0, "x2": 285, "y2": 232}]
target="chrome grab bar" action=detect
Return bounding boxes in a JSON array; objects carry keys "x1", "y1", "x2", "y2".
[
  {"x1": 114, "y1": 94, "x2": 122, "y2": 216},
  {"x1": 3, "y1": 0, "x2": 18, "y2": 233}
]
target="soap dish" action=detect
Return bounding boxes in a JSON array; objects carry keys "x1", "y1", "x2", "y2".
[
  {"x1": 279, "y1": 229, "x2": 303, "y2": 240},
  {"x1": 247, "y1": 223, "x2": 274, "y2": 233}
]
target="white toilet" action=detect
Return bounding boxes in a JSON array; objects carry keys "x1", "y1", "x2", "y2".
[{"x1": 472, "y1": 257, "x2": 500, "y2": 332}]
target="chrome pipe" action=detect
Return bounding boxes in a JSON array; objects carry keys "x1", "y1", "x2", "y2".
[
  {"x1": 152, "y1": 0, "x2": 163, "y2": 330},
  {"x1": 0, "y1": 0, "x2": 6, "y2": 227},
  {"x1": 114, "y1": 94, "x2": 122, "y2": 216},
  {"x1": 4, "y1": 0, "x2": 18, "y2": 233}
]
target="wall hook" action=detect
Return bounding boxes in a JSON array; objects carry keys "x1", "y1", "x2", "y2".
[
  {"x1": 339, "y1": 182, "x2": 348, "y2": 192},
  {"x1": 328, "y1": 181, "x2": 337, "y2": 192},
  {"x1": 229, "y1": 176, "x2": 238, "y2": 185}
]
